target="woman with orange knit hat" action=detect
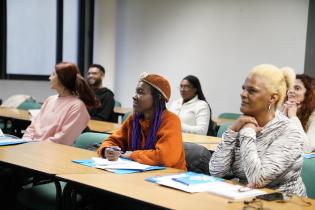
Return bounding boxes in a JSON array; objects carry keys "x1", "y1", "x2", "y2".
[{"x1": 97, "y1": 72, "x2": 186, "y2": 170}]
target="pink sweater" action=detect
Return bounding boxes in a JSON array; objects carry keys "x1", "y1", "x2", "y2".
[{"x1": 23, "y1": 95, "x2": 90, "y2": 145}]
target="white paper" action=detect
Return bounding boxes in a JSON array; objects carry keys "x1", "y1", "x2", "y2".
[
  {"x1": 206, "y1": 182, "x2": 266, "y2": 199},
  {"x1": 92, "y1": 157, "x2": 153, "y2": 170},
  {"x1": 152, "y1": 174, "x2": 266, "y2": 198},
  {"x1": 28, "y1": 109, "x2": 41, "y2": 118}
]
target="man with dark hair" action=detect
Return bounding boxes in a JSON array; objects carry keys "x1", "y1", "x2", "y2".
[{"x1": 87, "y1": 64, "x2": 115, "y2": 122}]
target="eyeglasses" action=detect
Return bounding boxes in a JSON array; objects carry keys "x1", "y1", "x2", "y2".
[{"x1": 179, "y1": 85, "x2": 193, "y2": 90}]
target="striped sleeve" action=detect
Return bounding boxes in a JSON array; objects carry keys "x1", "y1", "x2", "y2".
[
  {"x1": 209, "y1": 129, "x2": 238, "y2": 177},
  {"x1": 239, "y1": 125, "x2": 303, "y2": 187}
]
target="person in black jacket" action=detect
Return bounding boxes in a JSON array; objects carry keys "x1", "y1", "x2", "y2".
[{"x1": 87, "y1": 64, "x2": 115, "y2": 122}]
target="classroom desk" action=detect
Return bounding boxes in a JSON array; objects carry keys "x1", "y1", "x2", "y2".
[
  {"x1": 182, "y1": 133, "x2": 221, "y2": 151},
  {"x1": 182, "y1": 133, "x2": 221, "y2": 144},
  {"x1": 113, "y1": 107, "x2": 132, "y2": 116},
  {"x1": 0, "y1": 107, "x2": 31, "y2": 121},
  {"x1": 87, "y1": 120, "x2": 120, "y2": 133},
  {"x1": 113, "y1": 107, "x2": 133, "y2": 122},
  {"x1": 0, "y1": 107, "x2": 121, "y2": 135},
  {"x1": 0, "y1": 141, "x2": 103, "y2": 175},
  {"x1": 57, "y1": 171, "x2": 315, "y2": 210}
]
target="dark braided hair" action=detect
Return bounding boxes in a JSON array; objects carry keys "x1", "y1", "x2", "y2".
[{"x1": 131, "y1": 85, "x2": 166, "y2": 150}]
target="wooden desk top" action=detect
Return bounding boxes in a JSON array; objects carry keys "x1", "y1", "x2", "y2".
[
  {"x1": 0, "y1": 107, "x2": 120, "y2": 134},
  {"x1": 57, "y1": 172, "x2": 315, "y2": 210},
  {"x1": 182, "y1": 133, "x2": 221, "y2": 144},
  {"x1": 0, "y1": 107, "x2": 31, "y2": 121},
  {"x1": 0, "y1": 141, "x2": 104, "y2": 175},
  {"x1": 114, "y1": 107, "x2": 133, "y2": 115},
  {"x1": 87, "y1": 120, "x2": 120, "y2": 133}
]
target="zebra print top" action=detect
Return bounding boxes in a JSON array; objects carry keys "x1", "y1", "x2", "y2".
[{"x1": 209, "y1": 111, "x2": 306, "y2": 196}]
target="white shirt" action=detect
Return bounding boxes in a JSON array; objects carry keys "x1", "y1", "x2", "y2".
[
  {"x1": 291, "y1": 111, "x2": 315, "y2": 153},
  {"x1": 169, "y1": 95, "x2": 210, "y2": 135}
]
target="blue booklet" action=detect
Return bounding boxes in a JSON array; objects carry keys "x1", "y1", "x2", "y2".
[
  {"x1": 0, "y1": 136, "x2": 32, "y2": 146},
  {"x1": 171, "y1": 172, "x2": 224, "y2": 186},
  {"x1": 304, "y1": 153, "x2": 315, "y2": 159}
]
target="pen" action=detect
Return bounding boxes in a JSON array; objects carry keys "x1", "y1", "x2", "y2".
[
  {"x1": 108, "y1": 146, "x2": 121, "y2": 152},
  {"x1": 172, "y1": 177, "x2": 190, "y2": 186}
]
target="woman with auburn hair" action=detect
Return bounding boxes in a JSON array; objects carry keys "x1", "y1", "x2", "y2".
[
  {"x1": 283, "y1": 74, "x2": 315, "y2": 152},
  {"x1": 210, "y1": 64, "x2": 306, "y2": 196},
  {"x1": 23, "y1": 62, "x2": 99, "y2": 145}
]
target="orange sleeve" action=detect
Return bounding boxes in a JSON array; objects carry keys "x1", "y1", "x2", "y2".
[
  {"x1": 130, "y1": 111, "x2": 186, "y2": 170},
  {"x1": 97, "y1": 115, "x2": 132, "y2": 157}
]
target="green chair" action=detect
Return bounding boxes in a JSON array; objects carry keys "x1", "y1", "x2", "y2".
[
  {"x1": 218, "y1": 113, "x2": 241, "y2": 120},
  {"x1": 16, "y1": 132, "x2": 109, "y2": 210},
  {"x1": 114, "y1": 100, "x2": 122, "y2": 107},
  {"x1": 301, "y1": 158, "x2": 315, "y2": 198},
  {"x1": 217, "y1": 122, "x2": 233, "y2": 138},
  {"x1": 122, "y1": 112, "x2": 131, "y2": 123},
  {"x1": 17, "y1": 98, "x2": 42, "y2": 110},
  {"x1": 74, "y1": 132, "x2": 109, "y2": 149}
]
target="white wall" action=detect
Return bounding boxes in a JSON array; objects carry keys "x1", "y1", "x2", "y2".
[
  {"x1": 93, "y1": 0, "x2": 117, "y2": 90},
  {"x1": 0, "y1": 80, "x2": 53, "y2": 102},
  {"x1": 105, "y1": 0, "x2": 308, "y2": 117},
  {"x1": 1, "y1": 0, "x2": 309, "y2": 116}
]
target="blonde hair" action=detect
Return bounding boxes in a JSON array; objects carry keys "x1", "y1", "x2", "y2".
[{"x1": 250, "y1": 64, "x2": 295, "y2": 108}]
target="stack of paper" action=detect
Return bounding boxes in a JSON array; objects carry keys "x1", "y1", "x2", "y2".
[{"x1": 146, "y1": 172, "x2": 266, "y2": 199}]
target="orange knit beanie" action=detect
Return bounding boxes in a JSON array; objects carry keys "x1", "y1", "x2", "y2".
[{"x1": 139, "y1": 72, "x2": 171, "y2": 102}]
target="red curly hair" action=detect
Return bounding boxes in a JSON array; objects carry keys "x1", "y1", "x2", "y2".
[{"x1": 295, "y1": 74, "x2": 315, "y2": 131}]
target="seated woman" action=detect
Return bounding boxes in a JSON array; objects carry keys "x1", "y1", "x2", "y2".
[
  {"x1": 23, "y1": 62, "x2": 99, "y2": 145},
  {"x1": 209, "y1": 64, "x2": 306, "y2": 196},
  {"x1": 169, "y1": 75, "x2": 215, "y2": 136},
  {"x1": 97, "y1": 73, "x2": 186, "y2": 170},
  {"x1": 283, "y1": 74, "x2": 315, "y2": 153}
]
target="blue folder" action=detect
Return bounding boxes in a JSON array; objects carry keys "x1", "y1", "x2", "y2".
[{"x1": 72, "y1": 159, "x2": 165, "y2": 174}]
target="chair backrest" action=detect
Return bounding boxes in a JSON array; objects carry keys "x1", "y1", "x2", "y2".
[
  {"x1": 184, "y1": 142, "x2": 212, "y2": 175},
  {"x1": 218, "y1": 113, "x2": 241, "y2": 120},
  {"x1": 114, "y1": 100, "x2": 122, "y2": 107},
  {"x1": 207, "y1": 119, "x2": 218, "y2": 136},
  {"x1": 122, "y1": 112, "x2": 131, "y2": 123},
  {"x1": 74, "y1": 132, "x2": 109, "y2": 149},
  {"x1": 217, "y1": 122, "x2": 233, "y2": 137},
  {"x1": 17, "y1": 98, "x2": 42, "y2": 110},
  {"x1": 1, "y1": 94, "x2": 32, "y2": 108},
  {"x1": 301, "y1": 158, "x2": 315, "y2": 198}
]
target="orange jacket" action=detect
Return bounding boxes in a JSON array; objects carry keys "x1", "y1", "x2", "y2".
[{"x1": 97, "y1": 110, "x2": 186, "y2": 170}]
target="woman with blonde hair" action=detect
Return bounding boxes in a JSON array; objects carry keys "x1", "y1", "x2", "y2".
[{"x1": 210, "y1": 64, "x2": 306, "y2": 196}]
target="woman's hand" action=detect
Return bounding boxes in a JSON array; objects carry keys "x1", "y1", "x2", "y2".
[
  {"x1": 120, "y1": 151, "x2": 133, "y2": 159},
  {"x1": 105, "y1": 146, "x2": 121, "y2": 161},
  {"x1": 230, "y1": 115, "x2": 259, "y2": 132},
  {"x1": 283, "y1": 100, "x2": 299, "y2": 118}
]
